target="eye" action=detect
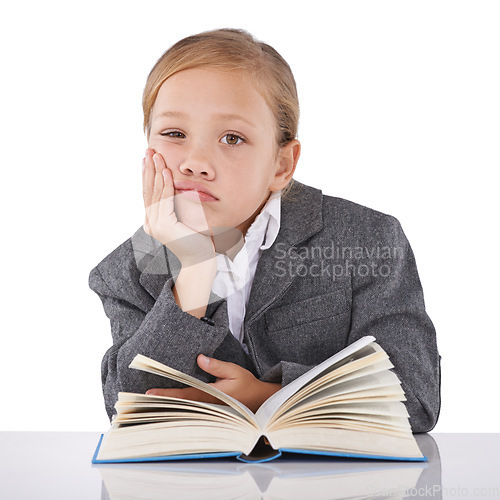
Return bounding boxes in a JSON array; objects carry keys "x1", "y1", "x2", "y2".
[
  {"x1": 221, "y1": 133, "x2": 245, "y2": 146},
  {"x1": 160, "y1": 131, "x2": 186, "y2": 139}
]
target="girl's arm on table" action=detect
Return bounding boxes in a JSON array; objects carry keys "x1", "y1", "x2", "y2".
[
  {"x1": 89, "y1": 264, "x2": 256, "y2": 420},
  {"x1": 346, "y1": 216, "x2": 441, "y2": 433}
]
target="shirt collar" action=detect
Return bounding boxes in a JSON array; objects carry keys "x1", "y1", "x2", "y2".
[
  {"x1": 215, "y1": 190, "x2": 282, "y2": 273},
  {"x1": 244, "y1": 190, "x2": 281, "y2": 250}
]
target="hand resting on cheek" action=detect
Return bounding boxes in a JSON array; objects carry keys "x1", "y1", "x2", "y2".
[{"x1": 142, "y1": 148, "x2": 216, "y2": 267}]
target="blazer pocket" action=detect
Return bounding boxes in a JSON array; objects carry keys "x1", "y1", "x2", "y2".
[{"x1": 265, "y1": 288, "x2": 349, "y2": 333}]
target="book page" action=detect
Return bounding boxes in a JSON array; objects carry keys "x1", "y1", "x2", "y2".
[
  {"x1": 277, "y1": 400, "x2": 410, "y2": 420},
  {"x1": 113, "y1": 393, "x2": 254, "y2": 428},
  {"x1": 278, "y1": 352, "x2": 391, "y2": 416},
  {"x1": 129, "y1": 355, "x2": 257, "y2": 425},
  {"x1": 267, "y1": 427, "x2": 424, "y2": 459},
  {"x1": 255, "y1": 336, "x2": 376, "y2": 428},
  {"x1": 97, "y1": 421, "x2": 258, "y2": 460}
]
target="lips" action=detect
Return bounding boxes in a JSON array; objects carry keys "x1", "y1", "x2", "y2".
[{"x1": 173, "y1": 181, "x2": 218, "y2": 202}]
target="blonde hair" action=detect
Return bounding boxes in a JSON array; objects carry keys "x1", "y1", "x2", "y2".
[{"x1": 142, "y1": 28, "x2": 300, "y2": 196}]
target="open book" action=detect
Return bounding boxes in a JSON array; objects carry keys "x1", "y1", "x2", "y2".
[{"x1": 92, "y1": 336, "x2": 426, "y2": 464}]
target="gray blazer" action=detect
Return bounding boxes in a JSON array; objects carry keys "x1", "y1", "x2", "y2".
[{"x1": 89, "y1": 180, "x2": 441, "y2": 432}]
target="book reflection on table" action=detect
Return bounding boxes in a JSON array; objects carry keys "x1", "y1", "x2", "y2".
[{"x1": 96, "y1": 434, "x2": 441, "y2": 500}]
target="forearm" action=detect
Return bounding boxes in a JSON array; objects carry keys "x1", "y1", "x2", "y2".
[
  {"x1": 172, "y1": 259, "x2": 217, "y2": 318},
  {"x1": 90, "y1": 265, "x2": 232, "y2": 418},
  {"x1": 110, "y1": 278, "x2": 227, "y2": 383}
]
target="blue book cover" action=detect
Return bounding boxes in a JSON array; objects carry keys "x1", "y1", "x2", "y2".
[{"x1": 92, "y1": 434, "x2": 427, "y2": 464}]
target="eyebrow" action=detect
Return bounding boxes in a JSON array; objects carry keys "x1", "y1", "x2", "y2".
[{"x1": 154, "y1": 111, "x2": 257, "y2": 128}]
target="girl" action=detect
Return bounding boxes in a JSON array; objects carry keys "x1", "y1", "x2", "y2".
[{"x1": 89, "y1": 28, "x2": 440, "y2": 432}]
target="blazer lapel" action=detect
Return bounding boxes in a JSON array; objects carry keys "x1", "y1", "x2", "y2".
[{"x1": 245, "y1": 181, "x2": 324, "y2": 325}]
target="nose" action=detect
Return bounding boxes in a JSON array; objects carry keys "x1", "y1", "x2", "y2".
[{"x1": 179, "y1": 144, "x2": 215, "y2": 180}]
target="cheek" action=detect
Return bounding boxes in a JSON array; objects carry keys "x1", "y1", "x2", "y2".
[
  {"x1": 224, "y1": 151, "x2": 271, "y2": 180},
  {"x1": 174, "y1": 198, "x2": 211, "y2": 232},
  {"x1": 148, "y1": 143, "x2": 180, "y2": 168}
]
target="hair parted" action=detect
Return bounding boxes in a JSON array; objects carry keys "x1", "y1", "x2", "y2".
[{"x1": 142, "y1": 28, "x2": 299, "y2": 149}]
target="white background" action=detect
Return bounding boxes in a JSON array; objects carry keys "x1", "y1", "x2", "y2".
[{"x1": 1, "y1": 1, "x2": 498, "y2": 432}]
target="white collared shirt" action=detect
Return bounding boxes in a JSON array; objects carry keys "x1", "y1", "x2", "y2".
[{"x1": 211, "y1": 191, "x2": 282, "y2": 353}]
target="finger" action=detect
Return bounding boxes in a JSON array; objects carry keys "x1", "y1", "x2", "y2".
[
  {"x1": 158, "y1": 159, "x2": 175, "y2": 218},
  {"x1": 197, "y1": 354, "x2": 241, "y2": 380},
  {"x1": 142, "y1": 149, "x2": 155, "y2": 210},
  {"x1": 143, "y1": 150, "x2": 157, "y2": 234},
  {"x1": 151, "y1": 153, "x2": 165, "y2": 208}
]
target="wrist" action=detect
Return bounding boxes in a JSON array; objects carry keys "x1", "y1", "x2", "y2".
[
  {"x1": 178, "y1": 258, "x2": 217, "y2": 278},
  {"x1": 172, "y1": 260, "x2": 217, "y2": 318},
  {"x1": 179, "y1": 251, "x2": 216, "y2": 269}
]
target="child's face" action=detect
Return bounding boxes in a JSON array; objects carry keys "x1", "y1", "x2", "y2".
[{"x1": 148, "y1": 68, "x2": 297, "y2": 237}]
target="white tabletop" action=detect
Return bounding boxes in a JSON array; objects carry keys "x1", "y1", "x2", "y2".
[{"x1": 0, "y1": 432, "x2": 499, "y2": 499}]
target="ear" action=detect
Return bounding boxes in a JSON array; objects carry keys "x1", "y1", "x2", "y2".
[{"x1": 269, "y1": 139, "x2": 301, "y2": 191}]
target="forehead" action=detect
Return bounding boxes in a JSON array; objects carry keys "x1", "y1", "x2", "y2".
[{"x1": 152, "y1": 68, "x2": 274, "y2": 124}]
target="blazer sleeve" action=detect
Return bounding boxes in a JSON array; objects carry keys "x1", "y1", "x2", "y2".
[
  {"x1": 346, "y1": 216, "x2": 441, "y2": 433},
  {"x1": 89, "y1": 265, "x2": 253, "y2": 421}
]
